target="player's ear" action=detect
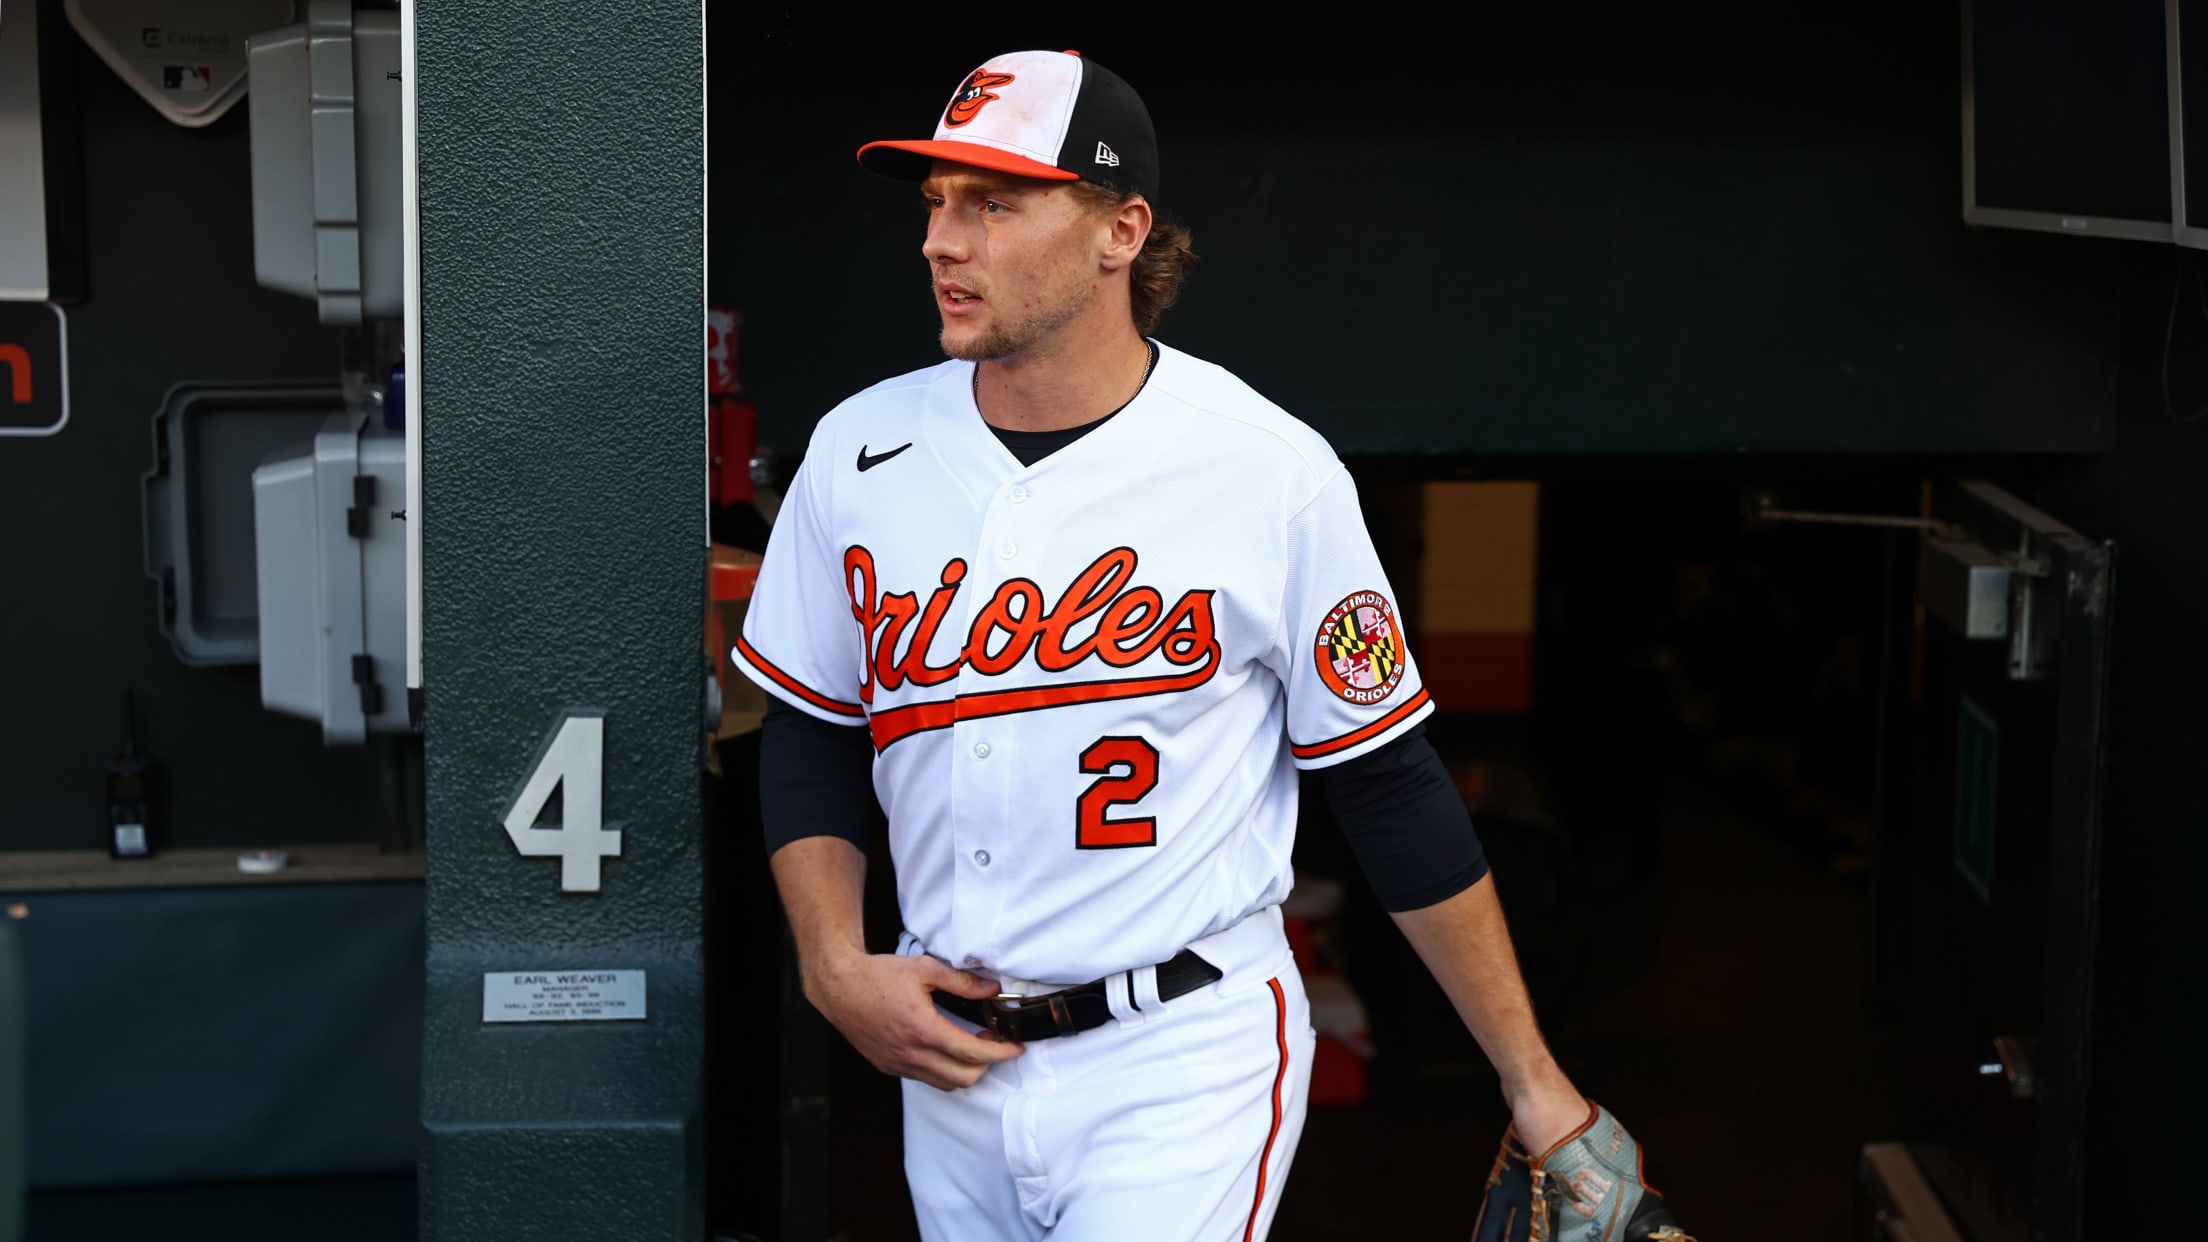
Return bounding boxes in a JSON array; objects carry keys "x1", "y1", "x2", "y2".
[{"x1": 1098, "y1": 194, "x2": 1151, "y2": 274}]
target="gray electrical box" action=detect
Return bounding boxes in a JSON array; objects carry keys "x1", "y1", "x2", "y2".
[
  {"x1": 247, "y1": 4, "x2": 402, "y2": 323},
  {"x1": 141, "y1": 383, "x2": 347, "y2": 666},
  {"x1": 253, "y1": 413, "x2": 407, "y2": 743}
]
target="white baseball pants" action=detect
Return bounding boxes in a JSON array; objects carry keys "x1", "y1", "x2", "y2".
[{"x1": 897, "y1": 913, "x2": 1316, "y2": 1242}]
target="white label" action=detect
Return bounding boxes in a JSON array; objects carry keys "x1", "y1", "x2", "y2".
[
  {"x1": 482, "y1": 969, "x2": 647, "y2": 1023},
  {"x1": 502, "y1": 711, "x2": 621, "y2": 891}
]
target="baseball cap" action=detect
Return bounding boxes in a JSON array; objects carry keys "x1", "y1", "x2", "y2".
[{"x1": 858, "y1": 50, "x2": 1160, "y2": 203}]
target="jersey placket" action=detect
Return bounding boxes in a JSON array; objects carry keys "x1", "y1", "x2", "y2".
[{"x1": 946, "y1": 471, "x2": 1045, "y2": 973}]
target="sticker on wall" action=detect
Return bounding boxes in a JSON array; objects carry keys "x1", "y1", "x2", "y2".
[
  {"x1": 1953, "y1": 694, "x2": 2000, "y2": 903},
  {"x1": 65, "y1": 0, "x2": 294, "y2": 128},
  {"x1": 0, "y1": 302, "x2": 68, "y2": 437}
]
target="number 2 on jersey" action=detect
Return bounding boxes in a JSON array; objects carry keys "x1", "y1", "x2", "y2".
[{"x1": 1076, "y1": 736, "x2": 1159, "y2": 849}]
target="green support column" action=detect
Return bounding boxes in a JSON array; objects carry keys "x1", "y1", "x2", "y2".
[{"x1": 415, "y1": 0, "x2": 704, "y2": 1237}]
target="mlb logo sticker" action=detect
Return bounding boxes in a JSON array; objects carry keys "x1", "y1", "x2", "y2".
[{"x1": 163, "y1": 65, "x2": 213, "y2": 93}]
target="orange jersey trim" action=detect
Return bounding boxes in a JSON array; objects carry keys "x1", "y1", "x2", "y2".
[
  {"x1": 734, "y1": 635, "x2": 865, "y2": 719},
  {"x1": 1289, "y1": 687, "x2": 1433, "y2": 760},
  {"x1": 866, "y1": 652, "x2": 1221, "y2": 752},
  {"x1": 1243, "y1": 977, "x2": 1290, "y2": 1242}
]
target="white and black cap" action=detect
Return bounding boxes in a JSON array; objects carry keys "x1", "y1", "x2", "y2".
[{"x1": 858, "y1": 50, "x2": 1160, "y2": 203}]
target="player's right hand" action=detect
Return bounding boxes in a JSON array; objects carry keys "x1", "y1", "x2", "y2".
[{"x1": 802, "y1": 951, "x2": 1025, "y2": 1091}]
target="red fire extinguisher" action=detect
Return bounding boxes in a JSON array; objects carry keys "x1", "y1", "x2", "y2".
[{"x1": 708, "y1": 305, "x2": 755, "y2": 506}]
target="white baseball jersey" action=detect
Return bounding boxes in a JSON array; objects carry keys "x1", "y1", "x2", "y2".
[{"x1": 734, "y1": 343, "x2": 1432, "y2": 985}]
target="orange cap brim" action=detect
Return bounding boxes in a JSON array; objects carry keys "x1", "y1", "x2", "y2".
[{"x1": 856, "y1": 139, "x2": 1080, "y2": 183}]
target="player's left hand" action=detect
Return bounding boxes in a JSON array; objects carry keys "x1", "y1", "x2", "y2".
[{"x1": 1472, "y1": 1101, "x2": 1694, "y2": 1242}]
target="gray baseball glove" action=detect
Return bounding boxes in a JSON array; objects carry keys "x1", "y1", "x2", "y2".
[{"x1": 1471, "y1": 1102, "x2": 1693, "y2": 1242}]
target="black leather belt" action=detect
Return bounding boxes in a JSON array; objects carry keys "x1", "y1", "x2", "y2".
[{"x1": 934, "y1": 949, "x2": 1224, "y2": 1042}]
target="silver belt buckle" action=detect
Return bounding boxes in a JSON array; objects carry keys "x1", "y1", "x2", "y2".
[
  {"x1": 982, "y1": 992, "x2": 1024, "y2": 1037},
  {"x1": 983, "y1": 990, "x2": 1079, "y2": 1039}
]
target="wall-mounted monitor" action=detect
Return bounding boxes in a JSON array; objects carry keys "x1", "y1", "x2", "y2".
[
  {"x1": 1, "y1": 0, "x2": 55, "y2": 299},
  {"x1": 2171, "y1": 1, "x2": 2208, "y2": 247},
  {"x1": 1964, "y1": 0, "x2": 2174, "y2": 242}
]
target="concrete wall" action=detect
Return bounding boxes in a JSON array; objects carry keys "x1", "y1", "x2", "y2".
[{"x1": 415, "y1": 0, "x2": 705, "y2": 1234}]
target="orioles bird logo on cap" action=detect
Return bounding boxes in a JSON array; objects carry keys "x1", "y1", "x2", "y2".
[{"x1": 944, "y1": 68, "x2": 1016, "y2": 128}]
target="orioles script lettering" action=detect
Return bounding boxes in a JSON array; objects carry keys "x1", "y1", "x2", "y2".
[{"x1": 844, "y1": 545, "x2": 1222, "y2": 750}]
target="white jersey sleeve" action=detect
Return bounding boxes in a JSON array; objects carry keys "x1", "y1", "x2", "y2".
[
  {"x1": 731, "y1": 451, "x2": 870, "y2": 728},
  {"x1": 1271, "y1": 465, "x2": 1435, "y2": 768}
]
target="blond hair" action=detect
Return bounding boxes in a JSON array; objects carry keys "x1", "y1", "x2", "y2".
[{"x1": 1067, "y1": 181, "x2": 1197, "y2": 336}]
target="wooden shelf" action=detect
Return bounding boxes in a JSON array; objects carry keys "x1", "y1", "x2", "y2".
[{"x1": 0, "y1": 844, "x2": 425, "y2": 893}]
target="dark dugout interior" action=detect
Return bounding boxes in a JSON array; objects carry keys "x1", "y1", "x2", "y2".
[
  {"x1": 709, "y1": 4, "x2": 2198, "y2": 1242},
  {"x1": 5, "y1": 3, "x2": 421, "y2": 1233}
]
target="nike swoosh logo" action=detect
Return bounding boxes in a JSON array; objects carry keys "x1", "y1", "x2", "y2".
[{"x1": 857, "y1": 442, "x2": 913, "y2": 472}]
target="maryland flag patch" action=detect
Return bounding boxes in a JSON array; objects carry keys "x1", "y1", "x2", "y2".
[{"x1": 1315, "y1": 590, "x2": 1407, "y2": 705}]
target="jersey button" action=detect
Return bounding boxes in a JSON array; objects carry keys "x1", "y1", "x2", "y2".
[
  {"x1": 1008, "y1": 484, "x2": 1030, "y2": 503},
  {"x1": 974, "y1": 850, "x2": 991, "y2": 867},
  {"x1": 972, "y1": 741, "x2": 991, "y2": 759},
  {"x1": 996, "y1": 541, "x2": 1017, "y2": 559}
]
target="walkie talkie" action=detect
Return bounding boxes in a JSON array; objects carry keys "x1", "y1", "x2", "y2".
[{"x1": 107, "y1": 691, "x2": 153, "y2": 859}]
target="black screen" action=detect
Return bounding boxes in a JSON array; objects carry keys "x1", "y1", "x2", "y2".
[
  {"x1": 1971, "y1": 0, "x2": 2172, "y2": 224},
  {"x1": 2180, "y1": 0, "x2": 2208, "y2": 235}
]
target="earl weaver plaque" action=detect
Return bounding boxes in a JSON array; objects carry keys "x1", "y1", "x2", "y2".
[{"x1": 482, "y1": 969, "x2": 647, "y2": 1023}]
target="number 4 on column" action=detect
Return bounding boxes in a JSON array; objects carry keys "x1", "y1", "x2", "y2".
[{"x1": 503, "y1": 710, "x2": 622, "y2": 892}]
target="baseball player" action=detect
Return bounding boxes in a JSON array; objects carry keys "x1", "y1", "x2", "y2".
[{"x1": 735, "y1": 50, "x2": 1690, "y2": 1241}]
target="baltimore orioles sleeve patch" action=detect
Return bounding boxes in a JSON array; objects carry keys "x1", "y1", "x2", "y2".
[
  {"x1": 1314, "y1": 590, "x2": 1406, "y2": 705},
  {"x1": 1290, "y1": 588, "x2": 1432, "y2": 764}
]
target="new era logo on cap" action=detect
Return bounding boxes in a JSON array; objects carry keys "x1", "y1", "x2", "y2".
[{"x1": 857, "y1": 50, "x2": 1160, "y2": 203}]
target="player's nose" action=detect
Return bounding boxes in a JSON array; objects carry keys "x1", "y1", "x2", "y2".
[{"x1": 922, "y1": 207, "x2": 971, "y2": 265}]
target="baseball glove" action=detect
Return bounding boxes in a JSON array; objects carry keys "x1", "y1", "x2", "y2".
[{"x1": 1471, "y1": 1101, "x2": 1693, "y2": 1242}]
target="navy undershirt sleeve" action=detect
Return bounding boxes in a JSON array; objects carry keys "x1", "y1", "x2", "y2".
[
  {"x1": 759, "y1": 696, "x2": 876, "y2": 857},
  {"x1": 1322, "y1": 725, "x2": 1490, "y2": 912}
]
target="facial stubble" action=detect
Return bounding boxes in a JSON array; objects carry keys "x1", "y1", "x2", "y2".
[
  {"x1": 933, "y1": 217, "x2": 1104, "y2": 363},
  {"x1": 937, "y1": 278, "x2": 1095, "y2": 363}
]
